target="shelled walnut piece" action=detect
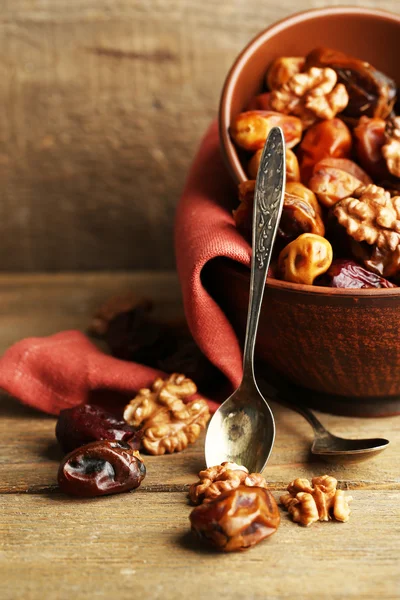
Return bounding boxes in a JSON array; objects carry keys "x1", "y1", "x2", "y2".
[
  {"x1": 189, "y1": 462, "x2": 269, "y2": 505},
  {"x1": 270, "y1": 66, "x2": 349, "y2": 127},
  {"x1": 334, "y1": 184, "x2": 400, "y2": 255},
  {"x1": 123, "y1": 374, "x2": 210, "y2": 455},
  {"x1": 280, "y1": 475, "x2": 352, "y2": 526}
]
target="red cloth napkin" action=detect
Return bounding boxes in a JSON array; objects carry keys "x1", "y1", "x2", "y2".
[{"x1": 0, "y1": 122, "x2": 250, "y2": 415}]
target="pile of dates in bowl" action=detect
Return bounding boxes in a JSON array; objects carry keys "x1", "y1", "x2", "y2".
[{"x1": 230, "y1": 47, "x2": 400, "y2": 289}]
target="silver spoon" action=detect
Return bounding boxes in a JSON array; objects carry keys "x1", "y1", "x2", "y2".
[
  {"x1": 259, "y1": 380, "x2": 390, "y2": 464},
  {"x1": 205, "y1": 127, "x2": 286, "y2": 472}
]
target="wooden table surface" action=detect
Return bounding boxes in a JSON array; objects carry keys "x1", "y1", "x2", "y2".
[{"x1": 1, "y1": 273, "x2": 399, "y2": 600}]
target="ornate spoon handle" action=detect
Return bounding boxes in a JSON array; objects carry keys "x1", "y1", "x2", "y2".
[{"x1": 242, "y1": 127, "x2": 286, "y2": 380}]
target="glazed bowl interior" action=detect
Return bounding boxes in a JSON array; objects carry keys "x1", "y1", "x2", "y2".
[{"x1": 220, "y1": 7, "x2": 400, "y2": 186}]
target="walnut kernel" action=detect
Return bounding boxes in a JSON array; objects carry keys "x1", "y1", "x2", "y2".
[
  {"x1": 124, "y1": 374, "x2": 210, "y2": 455},
  {"x1": 270, "y1": 67, "x2": 349, "y2": 127},
  {"x1": 189, "y1": 462, "x2": 269, "y2": 505},
  {"x1": 280, "y1": 475, "x2": 353, "y2": 526},
  {"x1": 333, "y1": 184, "x2": 400, "y2": 253}
]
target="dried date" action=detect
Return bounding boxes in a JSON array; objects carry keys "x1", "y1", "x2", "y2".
[
  {"x1": 189, "y1": 485, "x2": 280, "y2": 552},
  {"x1": 298, "y1": 118, "x2": 352, "y2": 183},
  {"x1": 305, "y1": 47, "x2": 396, "y2": 120},
  {"x1": 56, "y1": 403, "x2": 142, "y2": 453},
  {"x1": 58, "y1": 440, "x2": 146, "y2": 497},
  {"x1": 230, "y1": 110, "x2": 302, "y2": 151},
  {"x1": 320, "y1": 259, "x2": 396, "y2": 289},
  {"x1": 353, "y1": 116, "x2": 388, "y2": 179}
]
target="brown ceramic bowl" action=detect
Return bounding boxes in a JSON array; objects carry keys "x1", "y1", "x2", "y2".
[{"x1": 214, "y1": 7, "x2": 400, "y2": 416}]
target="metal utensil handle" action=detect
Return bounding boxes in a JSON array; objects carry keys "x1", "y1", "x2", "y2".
[{"x1": 242, "y1": 127, "x2": 286, "y2": 380}]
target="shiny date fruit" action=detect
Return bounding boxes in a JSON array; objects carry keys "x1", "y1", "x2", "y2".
[
  {"x1": 298, "y1": 118, "x2": 352, "y2": 183},
  {"x1": 58, "y1": 440, "x2": 146, "y2": 497},
  {"x1": 353, "y1": 116, "x2": 389, "y2": 179},
  {"x1": 279, "y1": 182, "x2": 325, "y2": 242},
  {"x1": 230, "y1": 110, "x2": 302, "y2": 152},
  {"x1": 190, "y1": 485, "x2": 280, "y2": 552},
  {"x1": 309, "y1": 158, "x2": 372, "y2": 207},
  {"x1": 305, "y1": 47, "x2": 396, "y2": 120},
  {"x1": 321, "y1": 259, "x2": 396, "y2": 289},
  {"x1": 278, "y1": 233, "x2": 333, "y2": 286},
  {"x1": 247, "y1": 147, "x2": 300, "y2": 181},
  {"x1": 56, "y1": 403, "x2": 142, "y2": 453}
]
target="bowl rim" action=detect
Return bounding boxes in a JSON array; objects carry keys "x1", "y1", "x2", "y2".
[
  {"x1": 218, "y1": 5, "x2": 400, "y2": 298},
  {"x1": 218, "y1": 258, "x2": 400, "y2": 297}
]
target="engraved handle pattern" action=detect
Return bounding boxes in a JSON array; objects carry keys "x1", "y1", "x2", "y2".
[{"x1": 242, "y1": 127, "x2": 286, "y2": 379}]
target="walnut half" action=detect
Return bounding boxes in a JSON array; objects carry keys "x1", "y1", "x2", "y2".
[
  {"x1": 280, "y1": 475, "x2": 353, "y2": 526},
  {"x1": 270, "y1": 67, "x2": 349, "y2": 127},
  {"x1": 189, "y1": 462, "x2": 269, "y2": 505},
  {"x1": 124, "y1": 374, "x2": 210, "y2": 455},
  {"x1": 333, "y1": 184, "x2": 400, "y2": 253}
]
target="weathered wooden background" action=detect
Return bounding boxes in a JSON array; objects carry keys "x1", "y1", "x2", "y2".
[{"x1": 1, "y1": 0, "x2": 398, "y2": 271}]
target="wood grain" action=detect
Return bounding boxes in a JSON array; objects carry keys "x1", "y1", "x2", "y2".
[
  {"x1": 0, "y1": 0, "x2": 399, "y2": 270},
  {"x1": 1, "y1": 491, "x2": 399, "y2": 600},
  {"x1": 1, "y1": 393, "x2": 399, "y2": 494},
  {"x1": 1, "y1": 272, "x2": 399, "y2": 598}
]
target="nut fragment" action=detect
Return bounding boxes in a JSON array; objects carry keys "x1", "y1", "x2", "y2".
[
  {"x1": 189, "y1": 462, "x2": 269, "y2": 505},
  {"x1": 247, "y1": 147, "x2": 300, "y2": 181},
  {"x1": 309, "y1": 158, "x2": 372, "y2": 207},
  {"x1": 57, "y1": 440, "x2": 146, "y2": 497},
  {"x1": 278, "y1": 233, "x2": 333, "y2": 285},
  {"x1": 124, "y1": 374, "x2": 210, "y2": 455},
  {"x1": 280, "y1": 475, "x2": 352, "y2": 526},
  {"x1": 270, "y1": 67, "x2": 349, "y2": 127},
  {"x1": 382, "y1": 117, "x2": 400, "y2": 178},
  {"x1": 333, "y1": 184, "x2": 400, "y2": 253},
  {"x1": 190, "y1": 485, "x2": 280, "y2": 551},
  {"x1": 230, "y1": 110, "x2": 302, "y2": 151},
  {"x1": 266, "y1": 56, "x2": 305, "y2": 90}
]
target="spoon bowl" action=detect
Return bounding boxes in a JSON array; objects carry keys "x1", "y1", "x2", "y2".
[
  {"x1": 264, "y1": 382, "x2": 391, "y2": 464},
  {"x1": 205, "y1": 379, "x2": 275, "y2": 472},
  {"x1": 310, "y1": 432, "x2": 390, "y2": 464},
  {"x1": 205, "y1": 127, "x2": 286, "y2": 472}
]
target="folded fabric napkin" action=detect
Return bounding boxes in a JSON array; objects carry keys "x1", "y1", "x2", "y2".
[{"x1": 0, "y1": 121, "x2": 250, "y2": 415}]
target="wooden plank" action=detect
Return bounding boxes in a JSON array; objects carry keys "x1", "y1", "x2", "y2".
[
  {"x1": 1, "y1": 490, "x2": 399, "y2": 600},
  {"x1": 0, "y1": 0, "x2": 398, "y2": 270},
  {"x1": 1, "y1": 393, "x2": 399, "y2": 493},
  {"x1": 0, "y1": 271, "x2": 181, "y2": 353}
]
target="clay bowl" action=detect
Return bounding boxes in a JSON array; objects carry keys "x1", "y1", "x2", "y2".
[{"x1": 214, "y1": 7, "x2": 400, "y2": 416}]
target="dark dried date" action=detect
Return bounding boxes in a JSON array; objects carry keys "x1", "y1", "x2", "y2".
[
  {"x1": 58, "y1": 440, "x2": 146, "y2": 497},
  {"x1": 56, "y1": 404, "x2": 142, "y2": 453},
  {"x1": 305, "y1": 47, "x2": 396, "y2": 120},
  {"x1": 320, "y1": 259, "x2": 396, "y2": 289},
  {"x1": 189, "y1": 485, "x2": 280, "y2": 552}
]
